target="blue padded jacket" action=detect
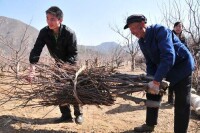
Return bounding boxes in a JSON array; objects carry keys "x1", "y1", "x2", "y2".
[{"x1": 139, "y1": 24, "x2": 195, "y2": 86}]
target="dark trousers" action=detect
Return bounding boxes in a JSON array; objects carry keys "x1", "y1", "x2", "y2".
[
  {"x1": 146, "y1": 75, "x2": 191, "y2": 133},
  {"x1": 168, "y1": 86, "x2": 174, "y2": 103},
  {"x1": 59, "y1": 104, "x2": 83, "y2": 117},
  {"x1": 173, "y1": 75, "x2": 191, "y2": 133},
  {"x1": 146, "y1": 93, "x2": 162, "y2": 126}
]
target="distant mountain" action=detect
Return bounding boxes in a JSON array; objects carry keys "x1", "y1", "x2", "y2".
[
  {"x1": 83, "y1": 42, "x2": 122, "y2": 54},
  {"x1": 0, "y1": 16, "x2": 39, "y2": 54}
]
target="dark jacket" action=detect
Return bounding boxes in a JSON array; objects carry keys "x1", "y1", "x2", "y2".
[
  {"x1": 139, "y1": 24, "x2": 195, "y2": 86},
  {"x1": 29, "y1": 24, "x2": 77, "y2": 64}
]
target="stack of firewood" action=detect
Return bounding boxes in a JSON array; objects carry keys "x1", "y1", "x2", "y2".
[{"x1": 0, "y1": 63, "x2": 154, "y2": 107}]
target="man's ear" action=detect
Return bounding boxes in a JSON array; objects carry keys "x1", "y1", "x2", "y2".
[
  {"x1": 59, "y1": 18, "x2": 63, "y2": 23},
  {"x1": 141, "y1": 21, "x2": 146, "y2": 27}
]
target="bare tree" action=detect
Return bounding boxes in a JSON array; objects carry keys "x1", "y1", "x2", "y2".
[
  {"x1": 159, "y1": 0, "x2": 186, "y2": 27},
  {"x1": 0, "y1": 49, "x2": 7, "y2": 72},
  {"x1": 110, "y1": 44, "x2": 125, "y2": 69},
  {"x1": 159, "y1": 0, "x2": 200, "y2": 92},
  {"x1": 0, "y1": 23, "x2": 33, "y2": 78},
  {"x1": 110, "y1": 25, "x2": 140, "y2": 71},
  {"x1": 185, "y1": 0, "x2": 200, "y2": 91}
]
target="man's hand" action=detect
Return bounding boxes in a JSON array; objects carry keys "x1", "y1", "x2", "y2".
[
  {"x1": 147, "y1": 80, "x2": 160, "y2": 95},
  {"x1": 26, "y1": 64, "x2": 35, "y2": 83}
]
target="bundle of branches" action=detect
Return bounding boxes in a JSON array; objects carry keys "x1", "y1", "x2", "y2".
[{"x1": 0, "y1": 62, "x2": 156, "y2": 108}]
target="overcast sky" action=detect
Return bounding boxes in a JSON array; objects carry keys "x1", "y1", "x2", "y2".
[{"x1": 0, "y1": 0, "x2": 184, "y2": 46}]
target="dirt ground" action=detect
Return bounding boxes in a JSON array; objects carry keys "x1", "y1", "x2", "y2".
[{"x1": 0, "y1": 69, "x2": 200, "y2": 133}]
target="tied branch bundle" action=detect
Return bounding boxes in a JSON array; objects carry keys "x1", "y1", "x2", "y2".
[
  {"x1": 0, "y1": 63, "x2": 154, "y2": 108},
  {"x1": 31, "y1": 64, "x2": 117, "y2": 106},
  {"x1": 31, "y1": 63, "x2": 153, "y2": 106}
]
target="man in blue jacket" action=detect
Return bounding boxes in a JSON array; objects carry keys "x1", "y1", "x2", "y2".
[{"x1": 124, "y1": 14, "x2": 195, "y2": 133}]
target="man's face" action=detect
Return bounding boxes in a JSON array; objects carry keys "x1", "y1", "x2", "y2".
[
  {"x1": 128, "y1": 22, "x2": 145, "y2": 39},
  {"x1": 46, "y1": 13, "x2": 62, "y2": 30}
]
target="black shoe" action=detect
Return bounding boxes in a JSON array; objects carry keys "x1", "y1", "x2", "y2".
[
  {"x1": 134, "y1": 124, "x2": 154, "y2": 132},
  {"x1": 75, "y1": 115, "x2": 84, "y2": 124},
  {"x1": 54, "y1": 115, "x2": 73, "y2": 123}
]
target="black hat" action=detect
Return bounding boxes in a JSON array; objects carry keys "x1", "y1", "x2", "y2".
[{"x1": 124, "y1": 14, "x2": 147, "y2": 29}]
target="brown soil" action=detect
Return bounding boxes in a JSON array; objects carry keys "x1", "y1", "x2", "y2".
[{"x1": 0, "y1": 70, "x2": 200, "y2": 133}]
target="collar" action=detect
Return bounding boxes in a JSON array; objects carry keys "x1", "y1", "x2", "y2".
[
  {"x1": 143, "y1": 26, "x2": 151, "y2": 42},
  {"x1": 47, "y1": 24, "x2": 63, "y2": 36}
]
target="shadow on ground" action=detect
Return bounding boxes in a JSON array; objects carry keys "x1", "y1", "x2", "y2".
[
  {"x1": 106, "y1": 99, "x2": 177, "y2": 115},
  {"x1": 0, "y1": 115, "x2": 75, "y2": 133},
  {"x1": 105, "y1": 104, "x2": 145, "y2": 114}
]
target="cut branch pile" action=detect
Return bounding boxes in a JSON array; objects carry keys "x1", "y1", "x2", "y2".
[{"x1": 0, "y1": 63, "x2": 153, "y2": 108}]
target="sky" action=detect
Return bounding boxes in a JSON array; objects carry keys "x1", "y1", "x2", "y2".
[{"x1": 0, "y1": 0, "x2": 177, "y2": 46}]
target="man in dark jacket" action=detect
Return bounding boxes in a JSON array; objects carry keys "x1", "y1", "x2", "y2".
[
  {"x1": 28, "y1": 6, "x2": 83, "y2": 124},
  {"x1": 124, "y1": 14, "x2": 195, "y2": 133}
]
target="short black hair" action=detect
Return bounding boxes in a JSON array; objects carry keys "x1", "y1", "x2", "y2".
[{"x1": 46, "y1": 6, "x2": 63, "y2": 19}]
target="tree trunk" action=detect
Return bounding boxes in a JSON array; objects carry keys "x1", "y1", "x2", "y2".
[
  {"x1": 16, "y1": 62, "x2": 20, "y2": 79},
  {"x1": 131, "y1": 56, "x2": 136, "y2": 71}
]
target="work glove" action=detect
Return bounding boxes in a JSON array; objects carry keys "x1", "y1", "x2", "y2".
[
  {"x1": 26, "y1": 64, "x2": 35, "y2": 83},
  {"x1": 147, "y1": 80, "x2": 160, "y2": 95}
]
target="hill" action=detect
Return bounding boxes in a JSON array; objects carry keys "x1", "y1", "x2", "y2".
[
  {"x1": 78, "y1": 42, "x2": 122, "y2": 55},
  {"x1": 87, "y1": 42, "x2": 121, "y2": 54},
  {"x1": 0, "y1": 16, "x2": 39, "y2": 54}
]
